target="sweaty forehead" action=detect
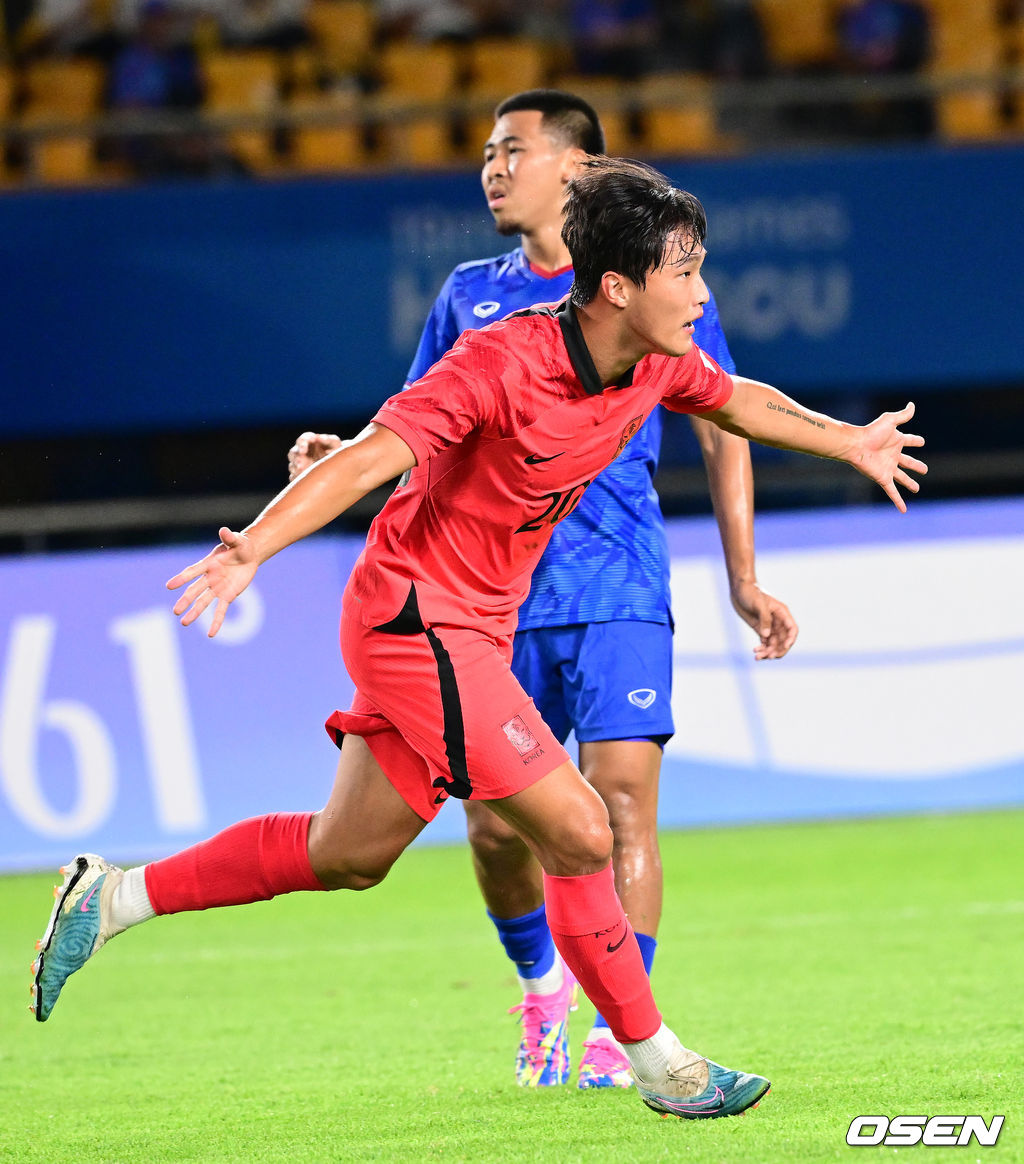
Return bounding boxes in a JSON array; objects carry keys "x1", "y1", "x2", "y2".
[{"x1": 662, "y1": 231, "x2": 703, "y2": 266}]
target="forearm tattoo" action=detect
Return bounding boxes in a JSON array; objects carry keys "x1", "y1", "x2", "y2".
[{"x1": 766, "y1": 400, "x2": 826, "y2": 430}]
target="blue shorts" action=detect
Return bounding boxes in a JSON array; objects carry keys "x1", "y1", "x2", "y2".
[{"x1": 511, "y1": 620, "x2": 675, "y2": 746}]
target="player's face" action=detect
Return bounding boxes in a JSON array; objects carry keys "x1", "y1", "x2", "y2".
[
  {"x1": 624, "y1": 233, "x2": 709, "y2": 357},
  {"x1": 481, "y1": 110, "x2": 578, "y2": 237}
]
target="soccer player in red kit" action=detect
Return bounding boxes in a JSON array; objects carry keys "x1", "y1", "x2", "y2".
[{"x1": 32, "y1": 157, "x2": 926, "y2": 1122}]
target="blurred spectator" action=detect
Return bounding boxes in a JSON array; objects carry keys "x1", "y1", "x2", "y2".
[
  {"x1": 107, "y1": 0, "x2": 220, "y2": 176},
  {"x1": 517, "y1": 0, "x2": 569, "y2": 44},
  {"x1": 569, "y1": 0, "x2": 657, "y2": 79},
  {"x1": 704, "y1": 0, "x2": 769, "y2": 79},
  {"x1": 214, "y1": 0, "x2": 310, "y2": 51},
  {"x1": 372, "y1": 0, "x2": 479, "y2": 43},
  {"x1": 649, "y1": 0, "x2": 706, "y2": 71},
  {"x1": 16, "y1": 0, "x2": 123, "y2": 61},
  {"x1": 836, "y1": 0, "x2": 934, "y2": 137}
]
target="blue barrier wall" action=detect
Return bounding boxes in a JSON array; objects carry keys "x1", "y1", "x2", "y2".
[
  {"x1": 2, "y1": 142, "x2": 1022, "y2": 438},
  {"x1": 2, "y1": 498, "x2": 1021, "y2": 871}
]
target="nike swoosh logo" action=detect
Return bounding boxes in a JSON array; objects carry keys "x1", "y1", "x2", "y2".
[
  {"x1": 652, "y1": 1085, "x2": 725, "y2": 1114},
  {"x1": 524, "y1": 452, "x2": 564, "y2": 464},
  {"x1": 606, "y1": 930, "x2": 628, "y2": 953},
  {"x1": 80, "y1": 885, "x2": 99, "y2": 913}
]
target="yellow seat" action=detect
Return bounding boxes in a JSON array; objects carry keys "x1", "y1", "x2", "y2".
[
  {"x1": 931, "y1": 23, "x2": 1003, "y2": 73},
  {"x1": 289, "y1": 91, "x2": 366, "y2": 170},
  {"x1": 0, "y1": 66, "x2": 19, "y2": 185},
  {"x1": 0, "y1": 65, "x2": 15, "y2": 117},
  {"x1": 32, "y1": 137, "x2": 100, "y2": 184},
  {"x1": 377, "y1": 39, "x2": 461, "y2": 99},
  {"x1": 926, "y1": 0, "x2": 1000, "y2": 25},
  {"x1": 22, "y1": 58, "x2": 105, "y2": 117},
  {"x1": 928, "y1": 18, "x2": 1005, "y2": 142},
  {"x1": 306, "y1": 0, "x2": 374, "y2": 78},
  {"x1": 754, "y1": 0, "x2": 838, "y2": 69},
  {"x1": 936, "y1": 90, "x2": 1007, "y2": 139},
  {"x1": 375, "y1": 41, "x2": 461, "y2": 165},
  {"x1": 203, "y1": 50, "x2": 281, "y2": 172},
  {"x1": 639, "y1": 73, "x2": 726, "y2": 157},
  {"x1": 377, "y1": 112, "x2": 458, "y2": 167},
  {"x1": 465, "y1": 37, "x2": 549, "y2": 99},
  {"x1": 20, "y1": 60, "x2": 105, "y2": 185}
]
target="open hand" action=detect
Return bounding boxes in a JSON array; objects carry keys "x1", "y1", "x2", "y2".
[
  {"x1": 166, "y1": 527, "x2": 259, "y2": 637},
  {"x1": 730, "y1": 580, "x2": 799, "y2": 660},
  {"x1": 855, "y1": 402, "x2": 927, "y2": 513},
  {"x1": 287, "y1": 431, "x2": 342, "y2": 481}
]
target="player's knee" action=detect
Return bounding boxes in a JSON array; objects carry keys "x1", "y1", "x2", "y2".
[
  {"x1": 464, "y1": 803, "x2": 521, "y2": 861},
  {"x1": 602, "y1": 785, "x2": 655, "y2": 844},
  {"x1": 553, "y1": 816, "x2": 614, "y2": 873}
]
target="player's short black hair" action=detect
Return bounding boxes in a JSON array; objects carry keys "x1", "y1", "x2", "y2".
[
  {"x1": 494, "y1": 89, "x2": 606, "y2": 155},
  {"x1": 562, "y1": 157, "x2": 707, "y2": 307}
]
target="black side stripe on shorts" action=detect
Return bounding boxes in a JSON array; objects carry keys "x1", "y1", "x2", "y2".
[
  {"x1": 424, "y1": 627, "x2": 472, "y2": 803},
  {"x1": 373, "y1": 582, "x2": 425, "y2": 635}
]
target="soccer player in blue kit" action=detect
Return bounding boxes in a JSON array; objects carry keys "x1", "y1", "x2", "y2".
[{"x1": 289, "y1": 91, "x2": 798, "y2": 1090}]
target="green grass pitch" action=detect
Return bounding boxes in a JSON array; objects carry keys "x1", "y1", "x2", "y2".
[{"x1": 2, "y1": 809, "x2": 1022, "y2": 1162}]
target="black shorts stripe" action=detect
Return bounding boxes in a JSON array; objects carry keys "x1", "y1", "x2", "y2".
[{"x1": 424, "y1": 626, "x2": 472, "y2": 802}]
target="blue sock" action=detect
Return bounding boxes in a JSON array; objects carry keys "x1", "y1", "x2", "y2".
[
  {"x1": 487, "y1": 904, "x2": 556, "y2": 981},
  {"x1": 593, "y1": 931, "x2": 657, "y2": 1031}
]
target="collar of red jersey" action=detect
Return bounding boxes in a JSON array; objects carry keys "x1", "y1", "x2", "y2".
[{"x1": 556, "y1": 298, "x2": 637, "y2": 395}]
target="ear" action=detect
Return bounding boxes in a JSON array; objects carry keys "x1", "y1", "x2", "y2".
[
  {"x1": 600, "y1": 271, "x2": 630, "y2": 309},
  {"x1": 559, "y1": 146, "x2": 588, "y2": 186}
]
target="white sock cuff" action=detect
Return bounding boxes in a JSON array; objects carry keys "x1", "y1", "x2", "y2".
[
  {"x1": 621, "y1": 1022, "x2": 678, "y2": 1081},
  {"x1": 112, "y1": 864, "x2": 156, "y2": 930},
  {"x1": 518, "y1": 957, "x2": 564, "y2": 996}
]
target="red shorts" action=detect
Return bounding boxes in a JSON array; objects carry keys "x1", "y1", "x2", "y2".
[{"x1": 325, "y1": 595, "x2": 569, "y2": 822}]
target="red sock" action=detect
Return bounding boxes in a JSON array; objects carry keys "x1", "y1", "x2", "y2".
[
  {"x1": 145, "y1": 812, "x2": 327, "y2": 916},
  {"x1": 543, "y1": 864, "x2": 661, "y2": 1043}
]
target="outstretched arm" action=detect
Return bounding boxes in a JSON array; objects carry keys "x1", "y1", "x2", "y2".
[
  {"x1": 167, "y1": 423, "x2": 415, "y2": 636},
  {"x1": 706, "y1": 377, "x2": 927, "y2": 513},
  {"x1": 689, "y1": 416, "x2": 798, "y2": 660}
]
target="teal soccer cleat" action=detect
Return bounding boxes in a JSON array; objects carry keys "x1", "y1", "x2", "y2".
[
  {"x1": 634, "y1": 1044, "x2": 770, "y2": 1119},
  {"x1": 31, "y1": 854, "x2": 124, "y2": 1022}
]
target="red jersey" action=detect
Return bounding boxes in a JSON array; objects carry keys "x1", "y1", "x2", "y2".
[{"x1": 344, "y1": 299, "x2": 732, "y2": 638}]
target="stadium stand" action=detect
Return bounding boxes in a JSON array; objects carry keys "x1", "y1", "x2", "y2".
[
  {"x1": 304, "y1": 0, "x2": 373, "y2": 80},
  {"x1": 374, "y1": 38, "x2": 461, "y2": 166},
  {"x1": 753, "y1": 0, "x2": 838, "y2": 70},
  {"x1": 19, "y1": 57, "x2": 105, "y2": 183},
  {"x1": 288, "y1": 88, "x2": 365, "y2": 171},
  {"x1": 638, "y1": 71, "x2": 732, "y2": 157},
  {"x1": 202, "y1": 48, "x2": 281, "y2": 173},
  {"x1": 1, "y1": 0, "x2": 1020, "y2": 184}
]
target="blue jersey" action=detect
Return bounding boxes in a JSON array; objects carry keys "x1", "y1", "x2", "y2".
[{"x1": 406, "y1": 246, "x2": 736, "y2": 629}]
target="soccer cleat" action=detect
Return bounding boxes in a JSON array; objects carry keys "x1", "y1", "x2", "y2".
[
  {"x1": 31, "y1": 854, "x2": 125, "y2": 1022},
  {"x1": 578, "y1": 1034, "x2": 634, "y2": 1089},
  {"x1": 508, "y1": 960, "x2": 578, "y2": 1086},
  {"x1": 634, "y1": 1042, "x2": 770, "y2": 1119}
]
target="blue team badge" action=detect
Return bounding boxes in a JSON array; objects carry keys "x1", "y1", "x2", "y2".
[
  {"x1": 628, "y1": 689, "x2": 657, "y2": 709},
  {"x1": 473, "y1": 301, "x2": 502, "y2": 318}
]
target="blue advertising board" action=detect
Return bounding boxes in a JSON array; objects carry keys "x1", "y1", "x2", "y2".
[
  {"x1": 2, "y1": 498, "x2": 1021, "y2": 872},
  {"x1": 1, "y1": 142, "x2": 1022, "y2": 438}
]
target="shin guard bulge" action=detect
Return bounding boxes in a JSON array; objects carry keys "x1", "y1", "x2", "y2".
[{"x1": 543, "y1": 864, "x2": 661, "y2": 1043}]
